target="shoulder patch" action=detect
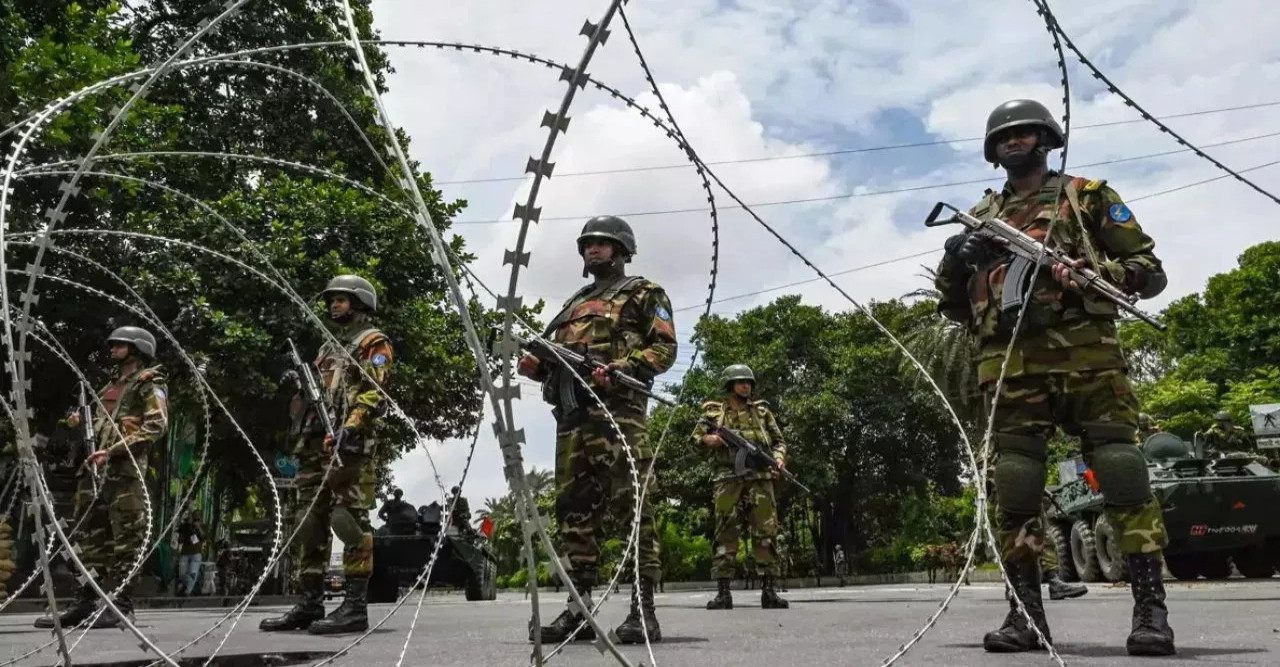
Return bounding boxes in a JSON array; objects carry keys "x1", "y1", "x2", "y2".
[
  {"x1": 370, "y1": 353, "x2": 389, "y2": 367},
  {"x1": 1107, "y1": 202, "x2": 1132, "y2": 222},
  {"x1": 1083, "y1": 179, "x2": 1106, "y2": 192},
  {"x1": 654, "y1": 304, "x2": 671, "y2": 321},
  {"x1": 154, "y1": 386, "x2": 167, "y2": 401}
]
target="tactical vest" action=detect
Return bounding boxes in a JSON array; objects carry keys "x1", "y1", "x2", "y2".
[
  {"x1": 967, "y1": 173, "x2": 1119, "y2": 338},
  {"x1": 91, "y1": 366, "x2": 166, "y2": 479},
  {"x1": 308, "y1": 327, "x2": 386, "y2": 434},
  {"x1": 703, "y1": 398, "x2": 777, "y2": 482}
]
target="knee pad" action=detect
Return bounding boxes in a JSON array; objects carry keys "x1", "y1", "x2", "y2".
[
  {"x1": 992, "y1": 450, "x2": 1046, "y2": 516},
  {"x1": 330, "y1": 507, "x2": 366, "y2": 544},
  {"x1": 1091, "y1": 442, "x2": 1152, "y2": 508}
]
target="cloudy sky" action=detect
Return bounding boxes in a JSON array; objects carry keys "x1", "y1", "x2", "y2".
[{"x1": 363, "y1": 0, "x2": 1280, "y2": 520}]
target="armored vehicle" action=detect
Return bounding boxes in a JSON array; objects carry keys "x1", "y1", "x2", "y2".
[
  {"x1": 1046, "y1": 432, "x2": 1280, "y2": 583},
  {"x1": 367, "y1": 501, "x2": 497, "y2": 603}
]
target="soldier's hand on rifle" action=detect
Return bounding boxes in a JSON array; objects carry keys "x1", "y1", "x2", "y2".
[
  {"x1": 701, "y1": 434, "x2": 723, "y2": 448},
  {"x1": 591, "y1": 362, "x2": 624, "y2": 388},
  {"x1": 516, "y1": 354, "x2": 540, "y2": 379},
  {"x1": 87, "y1": 449, "x2": 110, "y2": 467},
  {"x1": 65, "y1": 412, "x2": 81, "y2": 429},
  {"x1": 771, "y1": 459, "x2": 785, "y2": 479},
  {"x1": 944, "y1": 233, "x2": 997, "y2": 267},
  {"x1": 1051, "y1": 257, "x2": 1086, "y2": 292}
]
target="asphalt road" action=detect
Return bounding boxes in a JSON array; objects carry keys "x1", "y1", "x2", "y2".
[{"x1": 3, "y1": 580, "x2": 1278, "y2": 666}]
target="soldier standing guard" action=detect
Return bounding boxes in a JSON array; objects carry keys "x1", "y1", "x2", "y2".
[
  {"x1": 1199, "y1": 411, "x2": 1252, "y2": 456},
  {"x1": 261, "y1": 275, "x2": 393, "y2": 635},
  {"x1": 34, "y1": 326, "x2": 168, "y2": 629},
  {"x1": 694, "y1": 364, "x2": 789, "y2": 610},
  {"x1": 517, "y1": 215, "x2": 677, "y2": 644},
  {"x1": 934, "y1": 99, "x2": 1175, "y2": 655}
]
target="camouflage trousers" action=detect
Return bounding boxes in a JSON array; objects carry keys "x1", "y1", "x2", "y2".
[
  {"x1": 0, "y1": 517, "x2": 14, "y2": 597},
  {"x1": 73, "y1": 472, "x2": 147, "y2": 588},
  {"x1": 293, "y1": 435, "x2": 376, "y2": 578},
  {"x1": 554, "y1": 400, "x2": 660, "y2": 584},
  {"x1": 710, "y1": 477, "x2": 780, "y2": 579},
  {"x1": 986, "y1": 368, "x2": 1167, "y2": 564}
]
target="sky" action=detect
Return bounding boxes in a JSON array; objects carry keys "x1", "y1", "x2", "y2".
[{"x1": 360, "y1": 0, "x2": 1280, "y2": 522}]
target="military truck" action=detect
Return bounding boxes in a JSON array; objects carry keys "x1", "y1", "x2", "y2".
[
  {"x1": 1046, "y1": 432, "x2": 1280, "y2": 583},
  {"x1": 367, "y1": 501, "x2": 497, "y2": 603}
]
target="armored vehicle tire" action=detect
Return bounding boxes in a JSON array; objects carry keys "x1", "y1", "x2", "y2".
[
  {"x1": 1069, "y1": 520, "x2": 1103, "y2": 583},
  {"x1": 1092, "y1": 515, "x2": 1129, "y2": 582},
  {"x1": 1232, "y1": 548, "x2": 1276, "y2": 578},
  {"x1": 1164, "y1": 554, "x2": 1199, "y2": 581},
  {"x1": 1046, "y1": 522, "x2": 1078, "y2": 581},
  {"x1": 1199, "y1": 555, "x2": 1232, "y2": 580}
]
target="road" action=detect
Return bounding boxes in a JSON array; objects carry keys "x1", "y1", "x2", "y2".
[{"x1": 2, "y1": 580, "x2": 1277, "y2": 666}]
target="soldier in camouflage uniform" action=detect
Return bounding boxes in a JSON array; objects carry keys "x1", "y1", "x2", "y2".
[
  {"x1": 517, "y1": 215, "x2": 676, "y2": 644},
  {"x1": 1199, "y1": 411, "x2": 1251, "y2": 457},
  {"x1": 1137, "y1": 413, "x2": 1162, "y2": 443},
  {"x1": 34, "y1": 327, "x2": 168, "y2": 630},
  {"x1": 261, "y1": 275, "x2": 393, "y2": 635},
  {"x1": 934, "y1": 99, "x2": 1175, "y2": 656},
  {"x1": 694, "y1": 364, "x2": 790, "y2": 610}
]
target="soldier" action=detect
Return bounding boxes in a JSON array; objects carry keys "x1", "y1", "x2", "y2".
[
  {"x1": 695, "y1": 364, "x2": 789, "y2": 610},
  {"x1": 516, "y1": 215, "x2": 676, "y2": 644},
  {"x1": 446, "y1": 485, "x2": 471, "y2": 533},
  {"x1": 260, "y1": 275, "x2": 393, "y2": 635},
  {"x1": 934, "y1": 99, "x2": 1175, "y2": 655},
  {"x1": 1137, "y1": 413, "x2": 1162, "y2": 443},
  {"x1": 1199, "y1": 411, "x2": 1251, "y2": 457},
  {"x1": 34, "y1": 326, "x2": 168, "y2": 630}
]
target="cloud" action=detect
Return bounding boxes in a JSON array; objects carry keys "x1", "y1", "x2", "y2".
[{"x1": 371, "y1": 0, "x2": 1279, "y2": 517}]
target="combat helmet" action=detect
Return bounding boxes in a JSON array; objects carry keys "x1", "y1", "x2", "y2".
[
  {"x1": 323, "y1": 274, "x2": 377, "y2": 312},
  {"x1": 1138, "y1": 413, "x2": 1153, "y2": 428},
  {"x1": 107, "y1": 326, "x2": 156, "y2": 359},
  {"x1": 983, "y1": 99, "x2": 1065, "y2": 164},
  {"x1": 720, "y1": 364, "x2": 755, "y2": 390},
  {"x1": 1215, "y1": 410, "x2": 1231, "y2": 422},
  {"x1": 1142, "y1": 432, "x2": 1192, "y2": 462},
  {"x1": 576, "y1": 216, "x2": 636, "y2": 260}
]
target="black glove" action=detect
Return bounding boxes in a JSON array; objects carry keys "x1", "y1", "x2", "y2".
[
  {"x1": 944, "y1": 233, "x2": 997, "y2": 266},
  {"x1": 333, "y1": 426, "x2": 364, "y2": 456}
]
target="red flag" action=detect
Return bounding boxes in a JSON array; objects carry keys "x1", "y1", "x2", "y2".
[{"x1": 480, "y1": 517, "x2": 494, "y2": 538}]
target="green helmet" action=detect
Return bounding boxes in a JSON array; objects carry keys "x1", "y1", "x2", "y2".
[
  {"x1": 983, "y1": 99, "x2": 1065, "y2": 164},
  {"x1": 1215, "y1": 410, "x2": 1231, "y2": 422},
  {"x1": 720, "y1": 364, "x2": 755, "y2": 389},
  {"x1": 107, "y1": 326, "x2": 156, "y2": 359},
  {"x1": 1138, "y1": 413, "x2": 1152, "y2": 427},
  {"x1": 323, "y1": 274, "x2": 377, "y2": 312},
  {"x1": 1142, "y1": 432, "x2": 1192, "y2": 461},
  {"x1": 576, "y1": 215, "x2": 636, "y2": 259}
]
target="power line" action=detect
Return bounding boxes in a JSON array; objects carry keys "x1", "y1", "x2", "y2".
[
  {"x1": 436, "y1": 100, "x2": 1280, "y2": 186},
  {"x1": 450, "y1": 130, "x2": 1280, "y2": 225}
]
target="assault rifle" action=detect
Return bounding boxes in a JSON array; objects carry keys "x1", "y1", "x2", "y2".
[
  {"x1": 283, "y1": 338, "x2": 336, "y2": 438},
  {"x1": 924, "y1": 201, "x2": 1166, "y2": 331},
  {"x1": 77, "y1": 382, "x2": 98, "y2": 485},
  {"x1": 513, "y1": 333, "x2": 674, "y2": 408},
  {"x1": 698, "y1": 417, "x2": 812, "y2": 495}
]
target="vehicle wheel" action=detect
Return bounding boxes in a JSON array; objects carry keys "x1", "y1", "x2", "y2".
[
  {"x1": 1198, "y1": 555, "x2": 1232, "y2": 580},
  {"x1": 1164, "y1": 554, "x2": 1199, "y2": 581},
  {"x1": 1092, "y1": 514, "x2": 1129, "y2": 582},
  {"x1": 1232, "y1": 548, "x2": 1275, "y2": 579},
  {"x1": 1070, "y1": 519, "x2": 1103, "y2": 583},
  {"x1": 1046, "y1": 522, "x2": 1078, "y2": 582},
  {"x1": 465, "y1": 558, "x2": 498, "y2": 601},
  {"x1": 367, "y1": 569, "x2": 398, "y2": 604}
]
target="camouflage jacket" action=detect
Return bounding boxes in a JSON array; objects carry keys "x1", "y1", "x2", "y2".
[
  {"x1": 295, "y1": 319, "x2": 393, "y2": 447},
  {"x1": 87, "y1": 365, "x2": 169, "y2": 480},
  {"x1": 1138, "y1": 426, "x2": 1163, "y2": 443},
  {"x1": 934, "y1": 172, "x2": 1165, "y2": 386},
  {"x1": 535, "y1": 274, "x2": 677, "y2": 407},
  {"x1": 1201, "y1": 424, "x2": 1252, "y2": 455},
  {"x1": 693, "y1": 396, "x2": 787, "y2": 482}
]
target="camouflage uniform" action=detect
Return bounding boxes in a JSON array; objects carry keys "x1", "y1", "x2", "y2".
[
  {"x1": 262, "y1": 275, "x2": 392, "y2": 635},
  {"x1": 1201, "y1": 414, "x2": 1251, "y2": 456},
  {"x1": 693, "y1": 365, "x2": 790, "y2": 610},
  {"x1": 525, "y1": 215, "x2": 676, "y2": 644},
  {"x1": 34, "y1": 327, "x2": 168, "y2": 630},
  {"x1": 936, "y1": 99, "x2": 1174, "y2": 655},
  {"x1": 1137, "y1": 413, "x2": 1162, "y2": 444}
]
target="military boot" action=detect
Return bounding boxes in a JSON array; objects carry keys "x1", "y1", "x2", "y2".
[
  {"x1": 705, "y1": 578, "x2": 733, "y2": 610},
  {"x1": 260, "y1": 574, "x2": 326, "y2": 632},
  {"x1": 88, "y1": 589, "x2": 135, "y2": 629},
  {"x1": 308, "y1": 575, "x2": 368, "y2": 635},
  {"x1": 529, "y1": 587, "x2": 596, "y2": 643},
  {"x1": 33, "y1": 583, "x2": 98, "y2": 629},
  {"x1": 1125, "y1": 553, "x2": 1176, "y2": 656},
  {"x1": 760, "y1": 576, "x2": 789, "y2": 609},
  {"x1": 615, "y1": 577, "x2": 661, "y2": 644},
  {"x1": 983, "y1": 557, "x2": 1052, "y2": 652},
  {"x1": 1044, "y1": 568, "x2": 1088, "y2": 600}
]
